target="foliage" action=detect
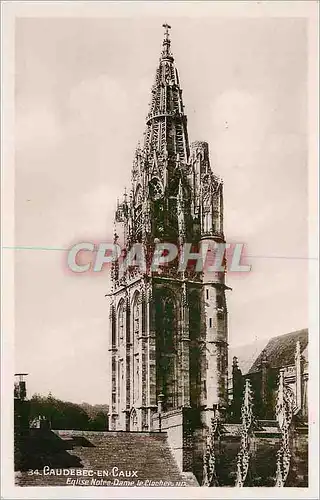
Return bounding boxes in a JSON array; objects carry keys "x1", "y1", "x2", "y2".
[{"x1": 29, "y1": 393, "x2": 109, "y2": 431}]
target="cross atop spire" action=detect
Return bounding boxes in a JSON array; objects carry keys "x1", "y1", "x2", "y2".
[
  {"x1": 161, "y1": 22, "x2": 173, "y2": 60},
  {"x1": 163, "y1": 23, "x2": 171, "y2": 39}
]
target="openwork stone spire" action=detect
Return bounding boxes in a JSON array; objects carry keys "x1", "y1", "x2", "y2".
[
  {"x1": 110, "y1": 26, "x2": 229, "y2": 442},
  {"x1": 144, "y1": 24, "x2": 189, "y2": 163}
]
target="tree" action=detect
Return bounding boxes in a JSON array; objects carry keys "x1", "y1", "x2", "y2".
[{"x1": 28, "y1": 394, "x2": 109, "y2": 431}]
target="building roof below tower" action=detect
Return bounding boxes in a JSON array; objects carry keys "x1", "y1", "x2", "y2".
[{"x1": 229, "y1": 328, "x2": 308, "y2": 376}]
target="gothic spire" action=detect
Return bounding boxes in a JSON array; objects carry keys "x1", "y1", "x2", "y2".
[{"x1": 143, "y1": 24, "x2": 190, "y2": 164}]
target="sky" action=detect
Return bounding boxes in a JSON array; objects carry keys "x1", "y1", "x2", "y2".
[{"x1": 14, "y1": 16, "x2": 308, "y2": 404}]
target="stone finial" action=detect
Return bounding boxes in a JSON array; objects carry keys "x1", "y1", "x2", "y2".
[{"x1": 261, "y1": 349, "x2": 268, "y2": 364}]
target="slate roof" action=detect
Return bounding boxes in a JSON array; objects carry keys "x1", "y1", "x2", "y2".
[
  {"x1": 248, "y1": 329, "x2": 308, "y2": 374},
  {"x1": 228, "y1": 337, "x2": 270, "y2": 375},
  {"x1": 16, "y1": 430, "x2": 198, "y2": 486},
  {"x1": 229, "y1": 329, "x2": 308, "y2": 376}
]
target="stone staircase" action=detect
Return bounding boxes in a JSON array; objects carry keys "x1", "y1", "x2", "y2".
[{"x1": 16, "y1": 429, "x2": 199, "y2": 487}]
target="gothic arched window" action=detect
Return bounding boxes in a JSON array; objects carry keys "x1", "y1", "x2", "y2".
[
  {"x1": 212, "y1": 185, "x2": 221, "y2": 233},
  {"x1": 149, "y1": 178, "x2": 165, "y2": 238},
  {"x1": 132, "y1": 293, "x2": 140, "y2": 404},
  {"x1": 130, "y1": 408, "x2": 138, "y2": 431},
  {"x1": 117, "y1": 300, "x2": 125, "y2": 347},
  {"x1": 135, "y1": 204, "x2": 143, "y2": 241},
  {"x1": 203, "y1": 195, "x2": 212, "y2": 233},
  {"x1": 162, "y1": 297, "x2": 175, "y2": 353},
  {"x1": 132, "y1": 294, "x2": 140, "y2": 352},
  {"x1": 189, "y1": 290, "x2": 202, "y2": 406},
  {"x1": 134, "y1": 185, "x2": 143, "y2": 241},
  {"x1": 189, "y1": 290, "x2": 201, "y2": 342},
  {"x1": 155, "y1": 289, "x2": 178, "y2": 409}
]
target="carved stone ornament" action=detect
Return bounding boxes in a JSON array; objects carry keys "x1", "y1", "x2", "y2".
[
  {"x1": 235, "y1": 379, "x2": 254, "y2": 487},
  {"x1": 202, "y1": 411, "x2": 221, "y2": 487},
  {"x1": 274, "y1": 369, "x2": 294, "y2": 487}
]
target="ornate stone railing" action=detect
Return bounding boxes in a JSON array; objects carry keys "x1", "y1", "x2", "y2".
[
  {"x1": 235, "y1": 379, "x2": 255, "y2": 487},
  {"x1": 202, "y1": 411, "x2": 221, "y2": 487},
  {"x1": 274, "y1": 369, "x2": 295, "y2": 487},
  {"x1": 199, "y1": 368, "x2": 305, "y2": 487}
]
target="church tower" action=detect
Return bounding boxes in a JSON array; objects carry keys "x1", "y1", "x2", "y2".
[{"x1": 109, "y1": 25, "x2": 229, "y2": 479}]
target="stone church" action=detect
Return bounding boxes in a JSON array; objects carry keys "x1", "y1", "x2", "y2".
[
  {"x1": 108, "y1": 24, "x2": 229, "y2": 468},
  {"x1": 13, "y1": 25, "x2": 308, "y2": 488}
]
